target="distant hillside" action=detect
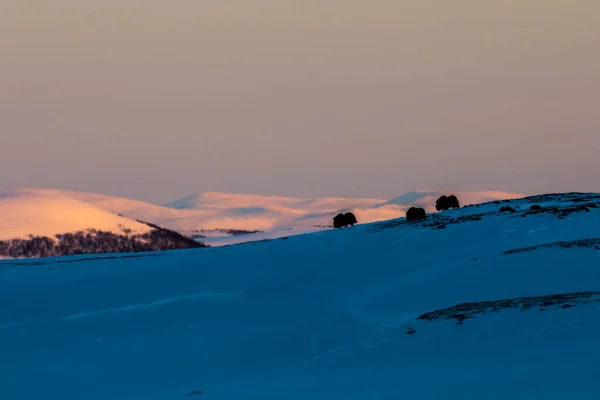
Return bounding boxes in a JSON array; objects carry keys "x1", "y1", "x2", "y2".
[
  {"x1": 0, "y1": 190, "x2": 205, "y2": 258},
  {"x1": 0, "y1": 189, "x2": 152, "y2": 241},
  {"x1": 82, "y1": 189, "x2": 526, "y2": 245},
  {"x1": 2, "y1": 188, "x2": 525, "y2": 247}
]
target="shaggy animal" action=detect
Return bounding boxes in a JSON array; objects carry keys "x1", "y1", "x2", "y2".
[
  {"x1": 344, "y1": 212, "x2": 358, "y2": 226},
  {"x1": 499, "y1": 206, "x2": 517, "y2": 213},
  {"x1": 333, "y1": 213, "x2": 345, "y2": 228},
  {"x1": 333, "y1": 212, "x2": 358, "y2": 228},
  {"x1": 406, "y1": 207, "x2": 427, "y2": 222},
  {"x1": 530, "y1": 204, "x2": 542, "y2": 211},
  {"x1": 435, "y1": 195, "x2": 460, "y2": 211}
]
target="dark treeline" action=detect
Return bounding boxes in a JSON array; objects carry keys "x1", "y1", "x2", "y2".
[{"x1": 0, "y1": 228, "x2": 206, "y2": 259}]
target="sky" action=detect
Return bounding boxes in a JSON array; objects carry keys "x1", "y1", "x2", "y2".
[{"x1": 1, "y1": 0, "x2": 599, "y2": 204}]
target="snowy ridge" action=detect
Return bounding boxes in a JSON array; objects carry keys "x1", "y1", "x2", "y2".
[
  {"x1": 2, "y1": 188, "x2": 524, "y2": 246},
  {"x1": 1, "y1": 192, "x2": 600, "y2": 399},
  {"x1": 0, "y1": 189, "x2": 152, "y2": 240},
  {"x1": 0, "y1": 190, "x2": 205, "y2": 258},
  {"x1": 383, "y1": 189, "x2": 523, "y2": 209}
]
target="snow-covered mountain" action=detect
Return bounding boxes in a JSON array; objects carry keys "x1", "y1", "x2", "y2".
[
  {"x1": 3, "y1": 188, "x2": 522, "y2": 246},
  {"x1": 1, "y1": 192, "x2": 599, "y2": 399},
  {"x1": 0, "y1": 189, "x2": 152, "y2": 241},
  {"x1": 0, "y1": 189, "x2": 203, "y2": 258}
]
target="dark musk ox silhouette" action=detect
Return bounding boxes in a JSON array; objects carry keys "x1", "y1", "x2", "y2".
[
  {"x1": 406, "y1": 207, "x2": 426, "y2": 222},
  {"x1": 435, "y1": 195, "x2": 460, "y2": 211},
  {"x1": 333, "y1": 212, "x2": 358, "y2": 228}
]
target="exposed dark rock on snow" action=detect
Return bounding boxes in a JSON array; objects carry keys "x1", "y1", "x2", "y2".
[
  {"x1": 424, "y1": 214, "x2": 484, "y2": 228},
  {"x1": 189, "y1": 229, "x2": 263, "y2": 239},
  {"x1": 503, "y1": 238, "x2": 600, "y2": 255},
  {"x1": 522, "y1": 203, "x2": 596, "y2": 220},
  {"x1": 460, "y1": 192, "x2": 600, "y2": 211},
  {"x1": 369, "y1": 213, "x2": 484, "y2": 233},
  {"x1": 368, "y1": 193, "x2": 600, "y2": 234},
  {"x1": 523, "y1": 193, "x2": 600, "y2": 204},
  {"x1": 417, "y1": 291, "x2": 600, "y2": 325},
  {"x1": 367, "y1": 219, "x2": 406, "y2": 232}
]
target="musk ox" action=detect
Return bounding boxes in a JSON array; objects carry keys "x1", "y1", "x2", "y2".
[
  {"x1": 333, "y1": 212, "x2": 358, "y2": 228},
  {"x1": 435, "y1": 195, "x2": 460, "y2": 211},
  {"x1": 406, "y1": 207, "x2": 426, "y2": 222}
]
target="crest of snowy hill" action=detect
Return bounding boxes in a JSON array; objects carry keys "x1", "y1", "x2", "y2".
[
  {"x1": 382, "y1": 190, "x2": 524, "y2": 210},
  {"x1": 68, "y1": 189, "x2": 522, "y2": 245},
  {"x1": 0, "y1": 189, "x2": 521, "y2": 252},
  {"x1": 0, "y1": 190, "x2": 204, "y2": 258},
  {"x1": 2, "y1": 192, "x2": 600, "y2": 400}
]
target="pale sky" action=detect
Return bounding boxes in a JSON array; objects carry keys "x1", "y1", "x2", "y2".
[{"x1": 1, "y1": 0, "x2": 599, "y2": 204}]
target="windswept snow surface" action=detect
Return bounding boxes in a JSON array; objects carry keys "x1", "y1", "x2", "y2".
[
  {"x1": 0, "y1": 189, "x2": 152, "y2": 240},
  {"x1": 3, "y1": 188, "x2": 522, "y2": 246},
  {"x1": 1, "y1": 193, "x2": 600, "y2": 399}
]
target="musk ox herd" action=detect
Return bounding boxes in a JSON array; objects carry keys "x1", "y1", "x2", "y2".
[{"x1": 332, "y1": 194, "x2": 461, "y2": 228}]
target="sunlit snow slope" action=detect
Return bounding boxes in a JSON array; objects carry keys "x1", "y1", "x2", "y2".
[
  {"x1": 5, "y1": 188, "x2": 522, "y2": 246},
  {"x1": 1, "y1": 193, "x2": 600, "y2": 399},
  {"x1": 0, "y1": 189, "x2": 151, "y2": 240}
]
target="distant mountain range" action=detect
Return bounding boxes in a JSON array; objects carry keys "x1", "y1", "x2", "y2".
[{"x1": 0, "y1": 188, "x2": 523, "y2": 257}]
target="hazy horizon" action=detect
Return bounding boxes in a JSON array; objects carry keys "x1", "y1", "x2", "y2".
[{"x1": 2, "y1": 1, "x2": 599, "y2": 204}]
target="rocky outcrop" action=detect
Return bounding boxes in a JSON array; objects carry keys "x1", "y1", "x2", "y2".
[
  {"x1": 417, "y1": 291, "x2": 600, "y2": 325},
  {"x1": 503, "y1": 238, "x2": 600, "y2": 255}
]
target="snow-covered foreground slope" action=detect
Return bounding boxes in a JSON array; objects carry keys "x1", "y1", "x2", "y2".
[
  {"x1": 6, "y1": 188, "x2": 522, "y2": 246},
  {"x1": 0, "y1": 189, "x2": 151, "y2": 240},
  {"x1": 1, "y1": 193, "x2": 600, "y2": 399}
]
